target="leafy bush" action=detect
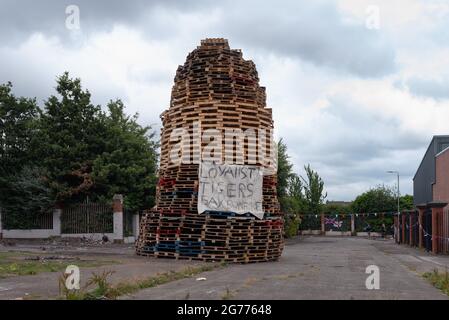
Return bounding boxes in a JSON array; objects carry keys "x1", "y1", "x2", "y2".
[
  {"x1": 284, "y1": 214, "x2": 300, "y2": 238},
  {"x1": 423, "y1": 269, "x2": 449, "y2": 296}
]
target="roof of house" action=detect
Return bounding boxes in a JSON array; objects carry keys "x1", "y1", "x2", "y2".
[
  {"x1": 413, "y1": 135, "x2": 449, "y2": 180},
  {"x1": 436, "y1": 146, "x2": 449, "y2": 158},
  {"x1": 326, "y1": 201, "x2": 352, "y2": 206}
]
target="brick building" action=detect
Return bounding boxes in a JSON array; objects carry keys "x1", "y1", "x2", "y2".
[
  {"x1": 411, "y1": 136, "x2": 449, "y2": 254},
  {"x1": 433, "y1": 146, "x2": 449, "y2": 209},
  {"x1": 413, "y1": 135, "x2": 449, "y2": 206}
]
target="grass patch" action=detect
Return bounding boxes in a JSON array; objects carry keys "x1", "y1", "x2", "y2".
[
  {"x1": 221, "y1": 287, "x2": 236, "y2": 300},
  {"x1": 60, "y1": 264, "x2": 221, "y2": 300},
  {"x1": 423, "y1": 269, "x2": 449, "y2": 296},
  {"x1": 0, "y1": 251, "x2": 118, "y2": 278}
]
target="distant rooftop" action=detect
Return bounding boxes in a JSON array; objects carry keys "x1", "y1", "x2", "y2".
[
  {"x1": 326, "y1": 201, "x2": 352, "y2": 206},
  {"x1": 414, "y1": 135, "x2": 449, "y2": 180}
]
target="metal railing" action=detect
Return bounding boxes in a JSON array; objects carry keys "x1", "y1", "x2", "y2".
[{"x1": 61, "y1": 202, "x2": 113, "y2": 234}]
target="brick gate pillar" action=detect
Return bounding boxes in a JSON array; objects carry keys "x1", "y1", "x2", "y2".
[
  {"x1": 409, "y1": 211, "x2": 414, "y2": 246},
  {"x1": 402, "y1": 210, "x2": 414, "y2": 246},
  {"x1": 401, "y1": 213, "x2": 406, "y2": 245},
  {"x1": 416, "y1": 204, "x2": 427, "y2": 249},
  {"x1": 53, "y1": 204, "x2": 63, "y2": 237},
  {"x1": 0, "y1": 207, "x2": 2, "y2": 240},
  {"x1": 321, "y1": 213, "x2": 325, "y2": 235},
  {"x1": 113, "y1": 194, "x2": 124, "y2": 243},
  {"x1": 351, "y1": 214, "x2": 355, "y2": 236},
  {"x1": 428, "y1": 201, "x2": 447, "y2": 254}
]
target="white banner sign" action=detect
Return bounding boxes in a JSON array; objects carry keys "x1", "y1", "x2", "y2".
[{"x1": 198, "y1": 162, "x2": 264, "y2": 219}]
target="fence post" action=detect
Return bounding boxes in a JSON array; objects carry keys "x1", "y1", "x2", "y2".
[
  {"x1": 428, "y1": 201, "x2": 447, "y2": 254},
  {"x1": 320, "y1": 213, "x2": 325, "y2": 235},
  {"x1": 401, "y1": 213, "x2": 406, "y2": 245},
  {"x1": 416, "y1": 204, "x2": 426, "y2": 249},
  {"x1": 351, "y1": 214, "x2": 355, "y2": 236},
  {"x1": 0, "y1": 208, "x2": 2, "y2": 239},
  {"x1": 53, "y1": 206, "x2": 62, "y2": 237},
  {"x1": 133, "y1": 213, "x2": 140, "y2": 239},
  {"x1": 113, "y1": 194, "x2": 124, "y2": 243}
]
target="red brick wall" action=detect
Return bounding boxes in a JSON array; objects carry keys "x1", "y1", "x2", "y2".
[{"x1": 433, "y1": 148, "x2": 449, "y2": 210}]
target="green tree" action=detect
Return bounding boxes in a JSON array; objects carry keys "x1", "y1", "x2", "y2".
[
  {"x1": 39, "y1": 72, "x2": 107, "y2": 203},
  {"x1": 0, "y1": 83, "x2": 52, "y2": 226},
  {"x1": 0, "y1": 82, "x2": 40, "y2": 173},
  {"x1": 276, "y1": 138, "x2": 293, "y2": 199},
  {"x1": 400, "y1": 194, "x2": 414, "y2": 211},
  {"x1": 288, "y1": 174, "x2": 303, "y2": 198},
  {"x1": 276, "y1": 139, "x2": 302, "y2": 238},
  {"x1": 275, "y1": 140, "x2": 328, "y2": 236},
  {"x1": 1, "y1": 166, "x2": 53, "y2": 228},
  {"x1": 282, "y1": 174, "x2": 305, "y2": 214},
  {"x1": 351, "y1": 185, "x2": 397, "y2": 213},
  {"x1": 1, "y1": 74, "x2": 159, "y2": 223},
  {"x1": 301, "y1": 164, "x2": 327, "y2": 215},
  {"x1": 91, "y1": 100, "x2": 159, "y2": 210},
  {"x1": 323, "y1": 203, "x2": 352, "y2": 215},
  {"x1": 38, "y1": 73, "x2": 159, "y2": 210}
]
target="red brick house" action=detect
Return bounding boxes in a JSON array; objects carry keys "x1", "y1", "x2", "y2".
[
  {"x1": 412, "y1": 138, "x2": 449, "y2": 254},
  {"x1": 433, "y1": 146, "x2": 449, "y2": 211}
]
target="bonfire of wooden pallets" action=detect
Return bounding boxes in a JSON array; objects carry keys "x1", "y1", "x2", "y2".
[{"x1": 136, "y1": 38, "x2": 284, "y2": 263}]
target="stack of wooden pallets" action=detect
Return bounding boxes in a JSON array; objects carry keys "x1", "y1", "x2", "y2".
[
  {"x1": 137, "y1": 209, "x2": 283, "y2": 263},
  {"x1": 136, "y1": 38, "x2": 284, "y2": 263}
]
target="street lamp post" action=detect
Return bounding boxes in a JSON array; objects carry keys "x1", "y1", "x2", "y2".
[{"x1": 387, "y1": 171, "x2": 400, "y2": 243}]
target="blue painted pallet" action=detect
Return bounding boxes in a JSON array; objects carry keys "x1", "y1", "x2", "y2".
[
  {"x1": 176, "y1": 240, "x2": 205, "y2": 247},
  {"x1": 142, "y1": 245, "x2": 156, "y2": 252},
  {"x1": 205, "y1": 211, "x2": 254, "y2": 218},
  {"x1": 206, "y1": 211, "x2": 236, "y2": 218},
  {"x1": 156, "y1": 243, "x2": 177, "y2": 250}
]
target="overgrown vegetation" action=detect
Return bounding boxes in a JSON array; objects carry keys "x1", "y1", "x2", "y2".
[
  {"x1": 0, "y1": 74, "x2": 159, "y2": 227},
  {"x1": 221, "y1": 287, "x2": 236, "y2": 300},
  {"x1": 351, "y1": 185, "x2": 413, "y2": 213},
  {"x1": 0, "y1": 252, "x2": 117, "y2": 279},
  {"x1": 323, "y1": 202, "x2": 352, "y2": 215},
  {"x1": 284, "y1": 214, "x2": 301, "y2": 238},
  {"x1": 59, "y1": 264, "x2": 221, "y2": 300},
  {"x1": 423, "y1": 269, "x2": 449, "y2": 296},
  {"x1": 276, "y1": 139, "x2": 327, "y2": 238}
]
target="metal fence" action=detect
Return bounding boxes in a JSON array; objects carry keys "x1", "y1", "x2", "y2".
[
  {"x1": 61, "y1": 202, "x2": 113, "y2": 234},
  {"x1": 324, "y1": 214, "x2": 352, "y2": 232},
  {"x1": 1, "y1": 209, "x2": 53, "y2": 230},
  {"x1": 299, "y1": 213, "x2": 394, "y2": 235},
  {"x1": 299, "y1": 214, "x2": 321, "y2": 231},
  {"x1": 355, "y1": 213, "x2": 394, "y2": 234},
  {"x1": 123, "y1": 208, "x2": 135, "y2": 237}
]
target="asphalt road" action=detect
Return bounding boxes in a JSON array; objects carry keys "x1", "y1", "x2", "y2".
[
  {"x1": 124, "y1": 236, "x2": 449, "y2": 300},
  {"x1": 2, "y1": 236, "x2": 448, "y2": 300}
]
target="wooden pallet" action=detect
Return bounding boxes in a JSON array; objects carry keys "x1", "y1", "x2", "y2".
[{"x1": 136, "y1": 38, "x2": 284, "y2": 263}]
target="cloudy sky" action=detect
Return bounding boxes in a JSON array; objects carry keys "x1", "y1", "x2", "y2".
[{"x1": 1, "y1": 0, "x2": 449, "y2": 200}]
